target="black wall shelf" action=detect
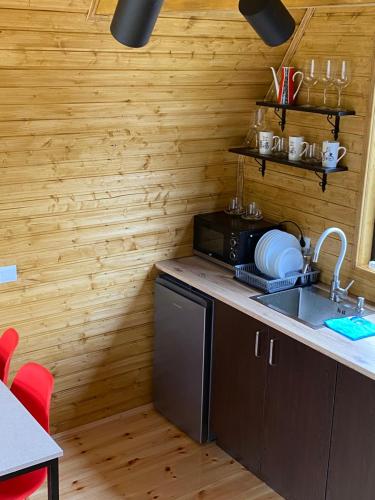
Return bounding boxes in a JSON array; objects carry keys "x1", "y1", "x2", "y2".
[
  {"x1": 256, "y1": 101, "x2": 356, "y2": 140},
  {"x1": 229, "y1": 147, "x2": 348, "y2": 192}
]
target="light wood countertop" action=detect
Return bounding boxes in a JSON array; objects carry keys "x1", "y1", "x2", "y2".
[{"x1": 156, "y1": 256, "x2": 375, "y2": 381}]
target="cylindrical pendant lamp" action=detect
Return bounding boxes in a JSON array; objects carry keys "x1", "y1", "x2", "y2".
[
  {"x1": 110, "y1": 0, "x2": 165, "y2": 48},
  {"x1": 239, "y1": 0, "x2": 295, "y2": 47}
]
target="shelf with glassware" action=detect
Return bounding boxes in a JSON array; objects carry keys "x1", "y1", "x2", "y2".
[
  {"x1": 255, "y1": 101, "x2": 355, "y2": 140},
  {"x1": 228, "y1": 60, "x2": 355, "y2": 193},
  {"x1": 228, "y1": 146, "x2": 348, "y2": 193},
  {"x1": 265, "y1": 60, "x2": 355, "y2": 140}
]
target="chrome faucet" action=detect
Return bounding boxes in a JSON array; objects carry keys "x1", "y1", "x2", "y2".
[{"x1": 312, "y1": 227, "x2": 354, "y2": 302}]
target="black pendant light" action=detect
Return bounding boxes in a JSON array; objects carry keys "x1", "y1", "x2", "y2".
[
  {"x1": 239, "y1": 0, "x2": 295, "y2": 47},
  {"x1": 111, "y1": 0, "x2": 164, "y2": 48}
]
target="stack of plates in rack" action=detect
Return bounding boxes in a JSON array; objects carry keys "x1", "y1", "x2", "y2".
[{"x1": 254, "y1": 230, "x2": 303, "y2": 279}]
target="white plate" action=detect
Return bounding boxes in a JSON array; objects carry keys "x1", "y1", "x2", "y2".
[
  {"x1": 255, "y1": 230, "x2": 280, "y2": 272},
  {"x1": 264, "y1": 232, "x2": 301, "y2": 277},
  {"x1": 264, "y1": 232, "x2": 287, "y2": 276},
  {"x1": 282, "y1": 232, "x2": 301, "y2": 250},
  {"x1": 255, "y1": 230, "x2": 279, "y2": 263},
  {"x1": 273, "y1": 247, "x2": 304, "y2": 278},
  {"x1": 257, "y1": 231, "x2": 280, "y2": 275}
]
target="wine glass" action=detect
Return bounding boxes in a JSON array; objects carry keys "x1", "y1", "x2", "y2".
[
  {"x1": 333, "y1": 60, "x2": 351, "y2": 109},
  {"x1": 304, "y1": 58, "x2": 319, "y2": 106},
  {"x1": 246, "y1": 108, "x2": 266, "y2": 148},
  {"x1": 225, "y1": 108, "x2": 266, "y2": 216},
  {"x1": 320, "y1": 59, "x2": 336, "y2": 107}
]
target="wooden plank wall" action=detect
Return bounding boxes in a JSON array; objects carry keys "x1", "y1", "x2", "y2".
[
  {"x1": 244, "y1": 7, "x2": 375, "y2": 302},
  {"x1": 96, "y1": 0, "x2": 375, "y2": 15},
  {"x1": 0, "y1": 1, "x2": 303, "y2": 432}
]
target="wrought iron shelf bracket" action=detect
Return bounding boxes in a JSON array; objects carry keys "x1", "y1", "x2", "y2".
[
  {"x1": 254, "y1": 158, "x2": 266, "y2": 177},
  {"x1": 326, "y1": 115, "x2": 342, "y2": 140},
  {"x1": 256, "y1": 101, "x2": 355, "y2": 140},
  {"x1": 229, "y1": 147, "x2": 348, "y2": 193},
  {"x1": 315, "y1": 172, "x2": 328, "y2": 193},
  {"x1": 274, "y1": 108, "x2": 287, "y2": 131}
]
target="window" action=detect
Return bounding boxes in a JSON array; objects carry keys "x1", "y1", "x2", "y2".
[{"x1": 357, "y1": 89, "x2": 375, "y2": 271}]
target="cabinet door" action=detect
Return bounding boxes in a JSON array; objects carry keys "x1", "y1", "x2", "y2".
[
  {"x1": 327, "y1": 365, "x2": 375, "y2": 500},
  {"x1": 261, "y1": 329, "x2": 337, "y2": 500},
  {"x1": 211, "y1": 300, "x2": 268, "y2": 474}
]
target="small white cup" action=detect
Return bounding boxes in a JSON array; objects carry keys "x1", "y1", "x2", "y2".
[
  {"x1": 289, "y1": 136, "x2": 309, "y2": 161},
  {"x1": 322, "y1": 141, "x2": 347, "y2": 168},
  {"x1": 259, "y1": 131, "x2": 280, "y2": 155}
]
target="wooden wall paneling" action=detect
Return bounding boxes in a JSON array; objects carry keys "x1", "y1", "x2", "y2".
[
  {"x1": 95, "y1": 0, "x2": 375, "y2": 16},
  {"x1": 87, "y1": 0, "x2": 100, "y2": 20},
  {"x1": 287, "y1": 0, "x2": 375, "y2": 7},
  {"x1": 244, "y1": 7, "x2": 375, "y2": 302},
  {"x1": 0, "y1": 1, "x2": 92, "y2": 12},
  {"x1": 0, "y1": 88, "x2": 265, "y2": 104},
  {"x1": 95, "y1": 0, "x2": 235, "y2": 15},
  {"x1": 0, "y1": 4, "x2": 299, "y2": 431}
]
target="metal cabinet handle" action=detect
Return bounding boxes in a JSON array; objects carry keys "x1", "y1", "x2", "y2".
[
  {"x1": 255, "y1": 331, "x2": 261, "y2": 358},
  {"x1": 269, "y1": 339, "x2": 277, "y2": 366}
]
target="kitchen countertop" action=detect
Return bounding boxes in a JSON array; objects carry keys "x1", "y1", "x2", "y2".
[{"x1": 156, "y1": 256, "x2": 375, "y2": 381}]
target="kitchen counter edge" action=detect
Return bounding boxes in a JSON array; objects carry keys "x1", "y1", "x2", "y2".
[{"x1": 156, "y1": 256, "x2": 375, "y2": 381}]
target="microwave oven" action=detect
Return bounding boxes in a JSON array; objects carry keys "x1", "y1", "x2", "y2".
[{"x1": 193, "y1": 211, "x2": 280, "y2": 269}]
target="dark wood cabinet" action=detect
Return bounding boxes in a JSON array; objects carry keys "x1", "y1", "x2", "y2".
[
  {"x1": 211, "y1": 299, "x2": 375, "y2": 500},
  {"x1": 211, "y1": 300, "x2": 269, "y2": 474},
  {"x1": 327, "y1": 365, "x2": 375, "y2": 500},
  {"x1": 261, "y1": 329, "x2": 337, "y2": 500}
]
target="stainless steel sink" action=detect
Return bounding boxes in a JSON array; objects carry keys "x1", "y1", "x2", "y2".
[{"x1": 252, "y1": 286, "x2": 367, "y2": 329}]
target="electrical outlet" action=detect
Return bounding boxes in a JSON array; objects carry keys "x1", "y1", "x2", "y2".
[{"x1": 0, "y1": 265, "x2": 17, "y2": 284}]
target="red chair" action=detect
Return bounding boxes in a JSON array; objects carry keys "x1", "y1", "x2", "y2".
[
  {"x1": 0, "y1": 362, "x2": 54, "y2": 500},
  {"x1": 0, "y1": 328, "x2": 19, "y2": 384}
]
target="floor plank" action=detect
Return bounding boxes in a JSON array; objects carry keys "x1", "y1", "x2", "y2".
[{"x1": 31, "y1": 406, "x2": 282, "y2": 499}]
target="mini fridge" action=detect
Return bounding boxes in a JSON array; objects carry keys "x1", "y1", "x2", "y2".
[{"x1": 153, "y1": 274, "x2": 213, "y2": 443}]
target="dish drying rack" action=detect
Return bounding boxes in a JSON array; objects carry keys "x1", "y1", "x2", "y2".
[{"x1": 234, "y1": 263, "x2": 320, "y2": 294}]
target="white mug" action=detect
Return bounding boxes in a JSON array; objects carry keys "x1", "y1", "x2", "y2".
[
  {"x1": 289, "y1": 136, "x2": 308, "y2": 161},
  {"x1": 322, "y1": 141, "x2": 347, "y2": 168},
  {"x1": 259, "y1": 131, "x2": 280, "y2": 155}
]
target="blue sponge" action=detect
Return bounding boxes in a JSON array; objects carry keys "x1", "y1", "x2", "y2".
[{"x1": 325, "y1": 316, "x2": 375, "y2": 341}]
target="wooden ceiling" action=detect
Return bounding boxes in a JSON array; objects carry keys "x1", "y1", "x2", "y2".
[{"x1": 96, "y1": 0, "x2": 375, "y2": 15}]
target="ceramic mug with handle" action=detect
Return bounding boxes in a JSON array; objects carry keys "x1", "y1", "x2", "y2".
[
  {"x1": 322, "y1": 141, "x2": 347, "y2": 168},
  {"x1": 289, "y1": 136, "x2": 309, "y2": 161},
  {"x1": 259, "y1": 131, "x2": 280, "y2": 155}
]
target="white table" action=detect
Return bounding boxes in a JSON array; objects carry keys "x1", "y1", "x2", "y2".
[{"x1": 0, "y1": 381, "x2": 63, "y2": 499}]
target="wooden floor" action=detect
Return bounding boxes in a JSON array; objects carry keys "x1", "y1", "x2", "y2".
[{"x1": 32, "y1": 405, "x2": 282, "y2": 499}]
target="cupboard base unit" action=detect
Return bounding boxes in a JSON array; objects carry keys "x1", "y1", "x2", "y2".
[
  {"x1": 262, "y1": 328, "x2": 337, "y2": 500},
  {"x1": 326, "y1": 366, "x2": 375, "y2": 500},
  {"x1": 211, "y1": 301, "x2": 268, "y2": 475},
  {"x1": 211, "y1": 298, "x2": 375, "y2": 500}
]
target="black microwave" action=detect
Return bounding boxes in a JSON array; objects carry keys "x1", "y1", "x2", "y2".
[{"x1": 193, "y1": 211, "x2": 280, "y2": 269}]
